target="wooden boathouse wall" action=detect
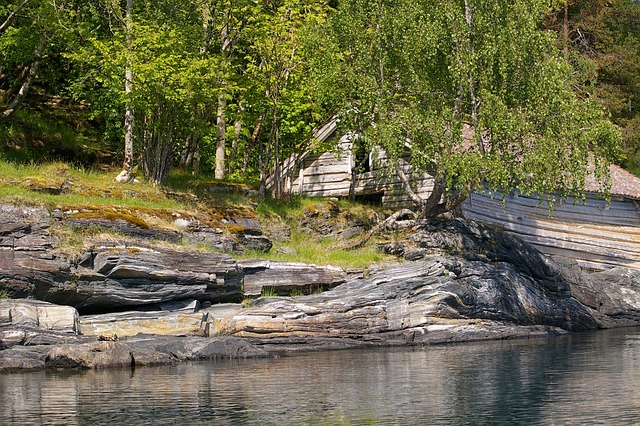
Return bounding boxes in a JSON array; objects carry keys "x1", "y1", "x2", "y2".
[
  {"x1": 290, "y1": 151, "x2": 435, "y2": 209},
  {"x1": 285, "y1": 136, "x2": 354, "y2": 198},
  {"x1": 352, "y1": 150, "x2": 435, "y2": 209},
  {"x1": 461, "y1": 190, "x2": 640, "y2": 271}
]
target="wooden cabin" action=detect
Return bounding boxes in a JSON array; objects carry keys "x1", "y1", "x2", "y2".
[
  {"x1": 269, "y1": 120, "x2": 640, "y2": 272},
  {"x1": 269, "y1": 118, "x2": 435, "y2": 208}
]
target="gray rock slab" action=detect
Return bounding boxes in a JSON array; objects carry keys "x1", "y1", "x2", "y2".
[
  {"x1": 0, "y1": 299, "x2": 79, "y2": 334},
  {"x1": 240, "y1": 260, "x2": 347, "y2": 296},
  {"x1": 45, "y1": 341, "x2": 133, "y2": 369}
]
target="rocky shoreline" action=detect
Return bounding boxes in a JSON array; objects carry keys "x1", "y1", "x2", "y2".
[{"x1": 2, "y1": 203, "x2": 640, "y2": 371}]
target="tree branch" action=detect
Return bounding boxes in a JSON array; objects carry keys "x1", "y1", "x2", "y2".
[
  {"x1": 394, "y1": 162, "x2": 425, "y2": 211},
  {"x1": 2, "y1": 33, "x2": 46, "y2": 119},
  {"x1": 0, "y1": 0, "x2": 30, "y2": 36},
  {"x1": 338, "y1": 208, "x2": 417, "y2": 251}
]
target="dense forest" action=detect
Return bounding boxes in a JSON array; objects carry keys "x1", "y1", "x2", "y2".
[{"x1": 0, "y1": 0, "x2": 638, "y2": 215}]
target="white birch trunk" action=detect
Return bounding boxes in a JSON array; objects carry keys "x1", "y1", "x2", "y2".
[{"x1": 118, "y1": 0, "x2": 134, "y2": 182}]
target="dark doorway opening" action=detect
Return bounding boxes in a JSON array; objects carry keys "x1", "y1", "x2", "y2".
[{"x1": 355, "y1": 192, "x2": 383, "y2": 205}]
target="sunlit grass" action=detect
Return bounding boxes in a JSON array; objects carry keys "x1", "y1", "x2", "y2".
[
  {"x1": 248, "y1": 195, "x2": 394, "y2": 269},
  {"x1": 0, "y1": 158, "x2": 395, "y2": 271},
  {"x1": 239, "y1": 241, "x2": 389, "y2": 270},
  {"x1": 0, "y1": 160, "x2": 186, "y2": 210},
  {"x1": 237, "y1": 228, "x2": 392, "y2": 270}
]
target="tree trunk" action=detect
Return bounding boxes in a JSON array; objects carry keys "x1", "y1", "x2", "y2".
[
  {"x1": 142, "y1": 105, "x2": 174, "y2": 186},
  {"x1": 3, "y1": 65, "x2": 29, "y2": 102},
  {"x1": 394, "y1": 163, "x2": 425, "y2": 210},
  {"x1": 267, "y1": 102, "x2": 283, "y2": 199},
  {"x1": 117, "y1": 0, "x2": 134, "y2": 182},
  {"x1": 2, "y1": 34, "x2": 46, "y2": 118},
  {"x1": 179, "y1": 132, "x2": 201, "y2": 176},
  {"x1": 122, "y1": 67, "x2": 134, "y2": 174},
  {"x1": 214, "y1": 22, "x2": 234, "y2": 180},
  {"x1": 259, "y1": 130, "x2": 268, "y2": 198},
  {"x1": 242, "y1": 118, "x2": 262, "y2": 174},
  {"x1": 192, "y1": 141, "x2": 201, "y2": 177},
  {"x1": 179, "y1": 135, "x2": 193, "y2": 167},
  {"x1": 214, "y1": 93, "x2": 226, "y2": 179},
  {"x1": 228, "y1": 102, "x2": 244, "y2": 174},
  {"x1": 393, "y1": 163, "x2": 468, "y2": 218}
]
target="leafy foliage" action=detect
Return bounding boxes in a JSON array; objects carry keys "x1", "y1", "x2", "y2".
[
  {"x1": 0, "y1": 0, "x2": 630, "y2": 207},
  {"x1": 320, "y1": 0, "x2": 621, "y2": 216},
  {"x1": 546, "y1": 0, "x2": 640, "y2": 175}
]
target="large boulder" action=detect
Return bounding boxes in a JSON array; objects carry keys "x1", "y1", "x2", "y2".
[
  {"x1": 555, "y1": 258, "x2": 640, "y2": 327},
  {"x1": 0, "y1": 299, "x2": 79, "y2": 332},
  {"x1": 0, "y1": 300, "x2": 88, "y2": 351}
]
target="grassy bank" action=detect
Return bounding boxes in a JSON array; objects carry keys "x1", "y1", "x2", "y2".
[{"x1": 0, "y1": 157, "x2": 393, "y2": 270}]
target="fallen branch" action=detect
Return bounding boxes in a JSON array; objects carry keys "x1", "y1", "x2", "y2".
[{"x1": 339, "y1": 208, "x2": 417, "y2": 251}]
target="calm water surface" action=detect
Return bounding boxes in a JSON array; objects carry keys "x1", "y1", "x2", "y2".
[{"x1": 2, "y1": 327, "x2": 640, "y2": 425}]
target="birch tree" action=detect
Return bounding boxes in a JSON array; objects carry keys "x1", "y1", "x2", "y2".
[
  {"x1": 0, "y1": 0, "x2": 52, "y2": 119},
  {"x1": 68, "y1": 0, "x2": 222, "y2": 185},
  {"x1": 246, "y1": 0, "x2": 330, "y2": 198},
  {"x1": 323, "y1": 0, "x2": 622, "y2": 217}
]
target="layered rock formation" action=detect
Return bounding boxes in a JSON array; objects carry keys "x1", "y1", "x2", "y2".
[
  {"x1": 3, "y1": 202, "x2": 640, "y2": 372},
  {"x1": 0, "y1": 203, "x2": 253, "y2": 311},
  {"x1": 239, "y1": 259, "x2": 348, "y2": 296},
  {"x1": 230, "y1": 220, "x2": 601, "y2": 348}
]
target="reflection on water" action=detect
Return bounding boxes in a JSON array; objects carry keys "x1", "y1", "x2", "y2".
[{"x1": 2, "y1": 328, "x2": 640, "y2": 425}]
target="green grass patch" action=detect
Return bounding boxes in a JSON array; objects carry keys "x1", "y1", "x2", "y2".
[
  {"x1": 0, "y1": 159, "x2": 187, "y2": 210},
  {"x1": 249, "y1": 195, "x2": 393, "y2": 269},
  {"x1": 256, "y1": 195, "x2": 325, "y2": 220},
  {"x1": 289, "y1": 287, "x2": 305, "y2": 297},
  {"x1": 260, "y1": 286, "x2": 278, "y2": 297},
  {"x1": 238, "y1": 229, "x2": 389, "y2": 270}
]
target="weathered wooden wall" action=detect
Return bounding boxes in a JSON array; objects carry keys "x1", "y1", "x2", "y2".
[
  {"x1": 461, "y1": 190, "x2": 640, "y2": 271},
  {"x1": 353, "y1": 168, "x2": 434, "y2": 208},
  {"x1": 353, "y1": 150, "x2": 435, "y2": 209},
  {"x1": 284, "y1": 138, "x2": 435, "y2": 207},
  {"x1": 289, "y1": 136, "x2": 353, "y2": 198}
]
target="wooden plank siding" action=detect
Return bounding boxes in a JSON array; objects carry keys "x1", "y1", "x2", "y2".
[
  {"x1": 465, "y1": 192, "x2": 640, "y2": 226},
  {"x1": 352, "y1": 154, "x2": 435, "y2": 208},
  {"x1": 462, "y1": 190, "x2": 640, "y2": 271},
  {"x1": 290, "y1": 137, "x2": 354, "y2": 198}
]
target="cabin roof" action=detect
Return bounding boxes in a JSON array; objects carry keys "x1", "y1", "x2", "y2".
[{"x1": 585, "y1": 164, "x2": 640, "y2": 200}]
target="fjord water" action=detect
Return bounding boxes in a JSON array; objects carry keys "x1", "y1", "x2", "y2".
[{"x1": 2, "y1": 328, "x2": 640, "y2": 425}]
